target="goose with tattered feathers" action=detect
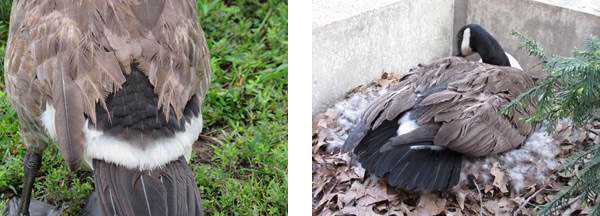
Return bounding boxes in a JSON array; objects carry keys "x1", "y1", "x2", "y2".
[
  {"x1": 342, "y1": 24, "x2": 536, "y2": 192},
  {"x1": 5, "y1": 0, "x2": 210, "y2": 215}
]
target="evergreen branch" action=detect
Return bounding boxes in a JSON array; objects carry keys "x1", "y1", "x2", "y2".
[
  {"x1": 511, "y1": 30, "x2": 548, "y2": 61},
  {"x1": 509, "y1": 33, "x2": 600, "y2": 214}
]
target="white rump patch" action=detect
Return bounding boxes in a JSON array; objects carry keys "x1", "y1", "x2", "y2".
[
  {"x1": 460, "y1": 28, "x2": 474, "y2": 56},
  {"x1": 84, "y1": 114, "x2": 203, "y2": 170},
  {"x1": 397, "y1": 112, "x2": 419, "y2": 136},
  {"x1": 41, "y1": 103, "x2": 57, "y2": 139},
  {"x1": 505, "y1": 52, "x2": 522, "y2": 70}
]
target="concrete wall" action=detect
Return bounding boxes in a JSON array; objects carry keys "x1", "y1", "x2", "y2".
[
  {"x1": 312, "y1": 0, "x2": 455, "y2": 115},
  {"x1": 313, "y1": 0, "x2": 600, "y2": 115},
  {"x1": 459, "y1": 0, "x2": 600, "y2": 70}
]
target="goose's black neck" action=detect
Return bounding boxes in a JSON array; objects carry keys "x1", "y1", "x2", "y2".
[{"x1": 468, "y1": 24, "x2": 511, "y2": 67}]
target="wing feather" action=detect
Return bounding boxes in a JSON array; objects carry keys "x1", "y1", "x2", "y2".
[{"x1": 5, "y1": 0, "x2": 211, "y2": 169}]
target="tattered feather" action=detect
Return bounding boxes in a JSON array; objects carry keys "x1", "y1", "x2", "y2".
[
  {"x1": 344, "y1": 57, "x2": 537, "y2": 158},
  {"x1": 52, "y1": 60, "x2": 85, "y2": 171},
  {"x1": 5, "y1": 0, "x2": 212, "y2": 168},
  {"x1": 93, "y1": 157, "x2": 203, "y2": 215}
]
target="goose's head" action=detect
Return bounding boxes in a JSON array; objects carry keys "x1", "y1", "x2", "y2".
[{"x1": 456, "y1": 24, "x2": 521, "y2": 69}]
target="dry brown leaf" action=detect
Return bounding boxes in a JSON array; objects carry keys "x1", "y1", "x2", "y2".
[
  {"x1": 351, "y1": 166, "x2": 365, "y2": 180},
  {"x1": 340, "y1": 190, "x2": 358, "y2": 206},
  {"x1": 453, "y1": 189, "x2": 467, "y2": 210},
  {"x1": 317, "y1": 118, "x2": 328, "y2": 129},
  {"x1": 324, "y1": 108, "x2": 338, "y2": 118},
  {"x1": 484, "y1": 184, "x2": 494, "y2": 194},
  {"x1": 497, "y1": 198, "x2": 515, "y2": 215},
  {"x1": 312, "y1": 113, "x2": 325, "y2": 134},
  {"x1": 313, "y1": 129, "x2": 329, "y2": 154},
  {"x1": 338, "y1": 206, "x2": 376, "y2": 215},
  {"x1": 562, "y1": 198, "x2": 583, "y2": 216},
  {"x1": 397, "y1": 201, "x2": 412, "y2": 215},
  {"x1": 385, "y1": 210, "x2": 406, "y2": 216},
  {"x1": 375, "y1": 202, "x2": 389, "y2": 214},
  {"x1": 384, "y1": 72, "x2": 407, "y2": 81},
  {"x1": 411, "y1": 194, "x2": 446, "y2": 216},
  {"x1": 376, "y1": 78, "x2": 392, "y2": 88},
  {"x1": 365, "y1": 181, "x2": 392, "y2": 206},
  {"x1": 491, "y1": 162, "x2": 509, "y2": 193},
  {"x1": 337, "y1": 171, "x2": 352, "y2": 183},
  {"x1": 356, "y1": 194, "x2": 379, "y2": 207},
  {"x1": 483, "y1": 198, "x2": 515, "y2": 216},
  {"x1": 349, "y1": 181, "x2": 367, "y2": 199},
  {"x1": 315, "y1": 193, "x2": 337, "y2": 212},
  {"x1": 535, "y1": 192, "x2": 545, "y2": 204}
]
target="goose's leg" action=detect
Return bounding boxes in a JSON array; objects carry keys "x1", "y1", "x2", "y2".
[{"x1": 17, "y1": 149, "x2": 42, "y2": 215}]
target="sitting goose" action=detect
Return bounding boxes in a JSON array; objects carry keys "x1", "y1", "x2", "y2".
[
  {"x1": 342, "y1": 24, "x2": 535, "y2": 191},
  {"x1": 4, "y1": 0, "x2": 210, "y2": 215}
]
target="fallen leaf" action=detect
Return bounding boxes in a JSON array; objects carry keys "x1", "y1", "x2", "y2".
[
  {"x1": 317, "y1": 118, "x2": 328, "y2": 129},
  {"x1": 411, "y1": 193, "x2": 446, "y2": 216},
  {"x1": 338, "y1": 206, "x2": 376, "y2": 215},
  {"x1": 490, "y1": 162, "x2": 509, "y2": 193},
  {"x1": 453, "y1": 189, "x2": 467, "y2": 210},
  {"x1": 351, "y1": 166, "x2": 365, "y2": 180},
  {"x1": 496, "y1": 198, "x2": 515, "y2": 215},
  {"x1": 312, "y1": 113, "x2": 326, "y2": 134},
  {"x1": 562, "y1": 198, "x2": 583, "y2": 216},
  {"x1": 313, "y1": 129, "x2": 329, "y2": 154},
  {"x1": 376, "y1": 78, "x2": 392, "y2": 88},
  {"x1": 375, "y1": 202, "x2": 389, "y2": 214},
  {"x1": 535, "y1": 192, "x2": 545, "y2": 204},
  {"x1": 385, "y1": 210, "x2": 406, "y2": 216}
]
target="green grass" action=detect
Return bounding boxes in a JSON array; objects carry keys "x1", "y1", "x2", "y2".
[{"x1": 0, "y1": 0, "x2": 288, "y2": 215}]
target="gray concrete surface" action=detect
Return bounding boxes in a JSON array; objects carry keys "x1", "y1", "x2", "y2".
[
  {"x1": 464, "y1": 0, "x2": 600, "y2": 70},
  {"x1": 312, "y1": 0, "x2": 455, "y2": 115},
  {"x1": 313, "y1": 0, "x2": 600, "y2": 115}
]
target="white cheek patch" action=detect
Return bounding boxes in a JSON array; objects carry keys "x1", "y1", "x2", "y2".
[
  {"x1": 397, "y1": 112, "x2": 419, "y2": 136},
  {"x1": 41, "y1": 103, "x2": 57, "y2": 139},
  {"x1": 83, "y1": 114, "x2": 203, "y2": 170},
  {"x1": 461, "y1": 28, "x2": 474, "y2": 56}
]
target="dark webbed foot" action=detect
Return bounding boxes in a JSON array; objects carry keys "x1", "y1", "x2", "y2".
[{"x1": 6, "y1": 197, "x2": 62, "y2": 216}]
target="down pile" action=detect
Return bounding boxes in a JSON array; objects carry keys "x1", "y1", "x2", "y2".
[{"x1": 312, "y1": 69, "x2": 594, "y2": 215}]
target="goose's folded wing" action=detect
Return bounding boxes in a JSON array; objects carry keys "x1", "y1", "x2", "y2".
[
  {"x1": 419, "y1": 66, "x2": 537, "y2": 157},
  {"x1": 343, "y1": 57, "x2": 474, "y2": 153},
  {"x1": 342, "y1": 86, "x2": 416, "y2": 153}
]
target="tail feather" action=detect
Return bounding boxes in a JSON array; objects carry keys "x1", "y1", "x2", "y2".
[
  {"x1": 352, "y1": 118, "x2": 462, "y2": 192},
  {"x1": 93, "y1": 157, "x2": 203, "y2": 216},
  {"x1": 362, "y1": 144, "x2": 462, "y2": 191},
  {"x1": 353, "y1": 119, "x2": 399, "y2": 158}
]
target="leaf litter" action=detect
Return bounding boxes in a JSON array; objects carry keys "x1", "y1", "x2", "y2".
[{"x1": 312, "y1": 72, "x2": 595, "y2": 215}]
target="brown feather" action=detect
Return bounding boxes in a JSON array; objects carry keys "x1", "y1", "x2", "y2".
[
  {"x1": 93, "y1": 157, "x2": 203, "y2": 216},
  {"x1": 52, "y1": 62, "x2": 85, "y2": 171},
  {"x1": 346, "y1": 57, "x2": 537, "y2": 158},
  {"x1": 5, "y1": 0, "x2": 211, "y2": 168}
]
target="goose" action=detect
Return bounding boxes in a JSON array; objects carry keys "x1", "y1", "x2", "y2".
[
  {"x1": 342, "y1": 24, "x2": 536, "y2": 191},
  {"x1": 457, "y1": 24, "x2": 522, "y2": 70},
  {"x1": 4, "y1": 0, "x2": 211, "y2": 215}
]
